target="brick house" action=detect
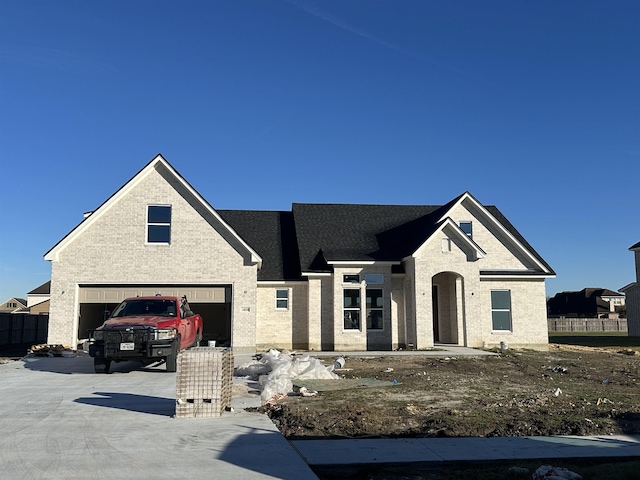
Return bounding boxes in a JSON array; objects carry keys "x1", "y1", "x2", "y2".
[
  {"x1": 620, "y1": 241, "x2": 640, "y2": 337},
  {"x1": 44, "y1": 154, "x2": 555, "y2": 353}
]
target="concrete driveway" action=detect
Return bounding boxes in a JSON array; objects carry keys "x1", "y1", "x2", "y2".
[{"x1": 0, "y1": 353, "x2": 317, "y2": 480}]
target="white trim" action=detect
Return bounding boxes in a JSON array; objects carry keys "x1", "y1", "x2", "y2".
[
  {"x1": 413, "y1": 217, "x2": 486, "y2": 259},
  {"x1": 327, "y1": 260, "x2": 401, "y2": 266},
  {"x1": 480, "y1": 274, "x2": 555, "y2": 279},
  {"x1": 258, "y1": 281, "x2": 308, "y2": 285},
  {"x1": 301, "y1": 272, "x2": 332, "y2": 277},
  {"x1": 44, "y1": 155, "x2": 263, "y2": 268},
  {"x1": 439, "y1": 192, "x2": 551, "y2": 273},
  {"x1": 275, "y1": 288, "x2": 290, "y2": 310}
]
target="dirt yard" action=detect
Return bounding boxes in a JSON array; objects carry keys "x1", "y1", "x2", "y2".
[{"x1": 264, "y1": 344, "x2": 640, "y2": 440}]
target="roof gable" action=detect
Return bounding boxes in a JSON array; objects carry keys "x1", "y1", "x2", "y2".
[
  {"x1": 437, "y1": 192, "x2": 554, "y2": 275},
  {"x1": 44, "y1": 154, "x2": 262, "y2": 267}
]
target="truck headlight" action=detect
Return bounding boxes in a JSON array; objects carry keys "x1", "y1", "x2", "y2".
[
  {"x1": 157, "y1": 329, "x2": 177, "y2": 340},
  {"x1": 94, "y1": 330, "x2": 105, "y2": 341}
]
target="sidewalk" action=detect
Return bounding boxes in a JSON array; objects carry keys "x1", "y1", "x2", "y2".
[
  {"x1": 291, "y1": 435, "x2": 640, "y2": 467},
  {"x1": 1, "y1": 348, "x2": 637, "y2": 480}
]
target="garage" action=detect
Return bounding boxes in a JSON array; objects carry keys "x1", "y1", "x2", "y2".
[{"x1": 77, "y1": 285, "x2": 232, "y2": 346}]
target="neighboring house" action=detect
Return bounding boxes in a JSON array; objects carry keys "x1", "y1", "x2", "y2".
[
  {"x1": 547, "y1": 288, "x2": 625, "y2": 319},
  {"x1": 620, "y1": 241, "x2": 640, "y2": 337},
  {"x1": 0, "y1": 297, "x2": 27, "y2": 314},
  {"x1": 44, "y1": 154, "x2": 555, "y2": 353},
  {"x1": 27, "y1": 281, "x2": 51, "y2": 313}
]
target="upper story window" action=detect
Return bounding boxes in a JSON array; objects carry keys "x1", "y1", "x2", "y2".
[
  {"x1": 275, "y1": 289, "x2": 289, "y2": 309},
  {"x1": 147, "y1": 205, "x2": 171, "y2": 244},
  {"x1": 343, "y1": 274, "x2": 360, "y2": 284},
  {"x1": 460, "y1": 221, "x2": 473, "y2": 238}
]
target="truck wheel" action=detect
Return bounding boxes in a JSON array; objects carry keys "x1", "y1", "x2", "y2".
[
  {"x1": 165, "y1": 338, "x2": 179, "y2": 372},
  {"x1": 94, "y1": 358, "x2": 111, "y2": 374}
]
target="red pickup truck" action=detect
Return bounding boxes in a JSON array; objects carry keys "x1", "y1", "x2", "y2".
[{"x1": 88, "y1": 295, "x2": 203, "y2": 373}]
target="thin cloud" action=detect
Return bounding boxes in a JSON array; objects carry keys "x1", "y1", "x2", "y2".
[
  {"x1": 284, "y1": 0, "x2": 475, "y2": 79},
  {"x1": 256, "y1": 107, "x2": 298, "y2": 139}
]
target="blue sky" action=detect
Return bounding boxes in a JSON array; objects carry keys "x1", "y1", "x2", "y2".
[{"x1": 1, "y1": 0, "x2": 638, "y2": 303}]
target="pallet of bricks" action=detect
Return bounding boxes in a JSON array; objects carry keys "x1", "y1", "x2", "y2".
[{"x1": 175, "y1": 347, "x2": 233, "y2": 418}]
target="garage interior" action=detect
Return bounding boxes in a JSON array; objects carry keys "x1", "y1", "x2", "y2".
[{"x1": 77, "y1": 285, "x2": 232, "y2": 347}]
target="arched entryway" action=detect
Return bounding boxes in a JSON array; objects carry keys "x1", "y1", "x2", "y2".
[{"x1": 432, "y1": 272, "x2": 463, "y2": 344}]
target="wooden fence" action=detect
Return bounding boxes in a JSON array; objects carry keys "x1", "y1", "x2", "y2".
[
  {"x1": 548, "y1": 317, "x2": 628, "y2": 333},
  {"x1": 0, "y1": 313, "x2": 49, "y2": 347}
]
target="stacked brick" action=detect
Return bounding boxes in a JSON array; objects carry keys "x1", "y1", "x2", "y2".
[{"x1": 175, "y1": 347, "x2": 234, "y2": 418}]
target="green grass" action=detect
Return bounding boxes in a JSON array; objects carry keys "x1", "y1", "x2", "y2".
[{"x1": 549, "y1": 333, "x2": 640, "y2": 348}]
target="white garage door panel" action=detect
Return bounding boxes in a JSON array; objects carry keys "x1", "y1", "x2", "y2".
[{"x1": 79, "y1": 286, "x2": 227, "y2": 303}]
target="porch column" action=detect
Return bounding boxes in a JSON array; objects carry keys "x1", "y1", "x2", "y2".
[
  {"x1": 415, "y1": 276, "x2": 433, "y2": 349},
  {"x1": 307, "y1": 277, "x2": 322, "y2": 351}
]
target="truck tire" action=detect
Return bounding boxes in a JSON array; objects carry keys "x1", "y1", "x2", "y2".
[
  {"x1": 165, "y1": 338, "x2": 179, "y2": 372},
  {"x1": 94, "y1": 357, "x2": 111, "y2": 374}
]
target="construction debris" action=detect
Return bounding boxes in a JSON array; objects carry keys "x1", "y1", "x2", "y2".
[
  {"x1": 533, "y1": 464, "x2": 582, "y2": 479},
  {"x1": 235, "y1": 349, "x2": 340, "y2": 405},
  {"x1": 28, "y1": 344, "x2": 75, "y2": 357}
]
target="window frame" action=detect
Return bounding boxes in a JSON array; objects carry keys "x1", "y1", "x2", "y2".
[
  {"x1": 491, "y1": 290, "x2": 512, "y2": 331},
  {"x1": 146, "y1": 205, "x2": 172, "y2": 244},
  {"x1": 343, "y1": 288, "x2": 361, "y2": 330},
  {"x1": 275, "y1": 288, "x2": 290, "y2": 310},
  {"x1": 343, "y1": 274, "x2": 360, "y2": 284},
  {"x1": 366, "y1": 288, "x2": 384, "y2": 330},
  {"x1": 460, "y1": 221, "x2": 473, "y2": 238},
  {"x1": 364, "y1": 273, "x2": 383, "y2": 285}
]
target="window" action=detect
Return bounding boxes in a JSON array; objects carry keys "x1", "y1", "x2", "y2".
[
  {"x1": 343, "y1": 289, "x2": 360, "y2": 329},
  {"x1": 147, "y1": 205, "x2": 171, "y2": 243},
  {"x1": 365, "y1": 273, "x2": 383, "y2": 285},
  {"x1": 460, "y1": 221, "x2": 472, "y2": 238},
  {"x1": 366, "y1": 289, "x2": 383, "y2": 329},
  {"x1": 275, "y1": 289, "x2": 289, "y2": 309},
  {"x1": 343, "y1": 274, "x2": 360, "y2": 284},
  {"x1": 491, "y1": 290, "x2": 512, "y2": 331}
]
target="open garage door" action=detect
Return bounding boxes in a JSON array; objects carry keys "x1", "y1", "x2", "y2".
[{"x1": 77, "y1": 285, "x2": 232, "y2": 346}]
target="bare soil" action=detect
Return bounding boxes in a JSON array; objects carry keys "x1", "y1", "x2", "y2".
[{"x1": 264, "y1": 344, "x2": 640, "y2": 440}]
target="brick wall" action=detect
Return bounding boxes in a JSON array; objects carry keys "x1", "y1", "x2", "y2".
[{"x1": 47, "y1": 166, "x2": 258, "y2": 351}]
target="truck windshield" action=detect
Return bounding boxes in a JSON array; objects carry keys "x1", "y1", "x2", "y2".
[{"x1": 111, "y1": 299, "x2": 177, "y2": 318}]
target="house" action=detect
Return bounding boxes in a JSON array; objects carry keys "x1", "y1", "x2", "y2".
[
  {"x1": 547, "y1": 288, "x2": 626, "y2": 319},
  {"x1": 27, "y1": 281, "x2": 51, "y2": 315},
  {"x1": 44, "y1": 154, "x2": 555, "y2": 353},
  {"x1": 620, "y1": 241, "x2": 640, "y2": 337},
  {"x1": 0, "y1": 297, "x2": 27, "y2": 314}
]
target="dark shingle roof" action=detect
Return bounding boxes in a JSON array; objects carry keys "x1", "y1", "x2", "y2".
[
  {"x1": 28, "y1": 281, "x2": 51, "y2": 295},
  {"x1": 219, "y1": 197, "x2": 554, "y2": 281},
  {"x1": 292, "y1": 204, "x2": 444, "y2": 271},
  {"x1": 218, "y1": 210, "x2": 301, "y2": 281}
]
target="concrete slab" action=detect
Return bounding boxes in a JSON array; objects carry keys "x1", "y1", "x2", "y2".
[{"x1": 0, "y1": 353, "x2": 317, "y2": 480}]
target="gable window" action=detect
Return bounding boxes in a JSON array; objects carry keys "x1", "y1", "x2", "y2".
[
  {"x1": 441, "y1": 238, "x2": 451, "y2": 252},
  {"x1": 460, "y1": 221, "x2": 473, "y2": 238},
  {"x1": 491, "y1": 290, "x2": 512, "y2": 331},
  {"x1": 275, "y1": 289, "x2": 289, "y2": 309},
  {"x1": 147, "y1": 205, "x2": 171, "y2": 244},
  {"x1": 343, "y1": 289, "x2": 360, "y2": 329},
  {"x1": 343, "y1": 274, "x2": 360, "y2": 284},
  {"x1": 366, "y1": 288, "x2": 383, "y2": 330}
]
